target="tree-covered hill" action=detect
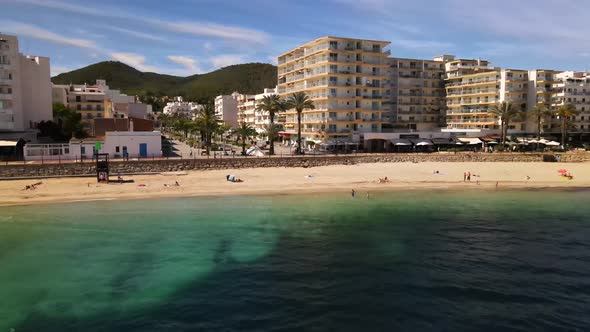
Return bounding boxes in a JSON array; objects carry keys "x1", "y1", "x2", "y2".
[{"x1": 52, "y1": 61, "x2": 278, "y2": 102}]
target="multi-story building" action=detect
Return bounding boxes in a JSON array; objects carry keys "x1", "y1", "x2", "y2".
[
  {"x1": 237, "y1": 88, "x2": 277, "y2": 136},
  {"x1": 162, "y1": 96, "x2": 203, "y2": 118},
  {"x1": 444, "y1": 57, "x2": 529, "y2": 135},
  {"x1": 551, "y1": 71, "x2": 590, "y2": 136},
  {"x1": 52, "y1": 83, "x2": 110, "y2": 129},
  {"x1": 215, "y1": 92, "x2": 240, "y2": 127},
  {"x1": 277, "y1": 36, "x2": 391, "y2": 143},
  {"x1": 0, "y1": 33, "x2": 52, "y2": 140},
  {"x1": 388, "y1": 56, "x2": 447, "y2": 132}
]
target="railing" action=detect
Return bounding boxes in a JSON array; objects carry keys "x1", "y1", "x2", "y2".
[{"x1": 304, "y1": 44, "x2": 330, "y2": 55}]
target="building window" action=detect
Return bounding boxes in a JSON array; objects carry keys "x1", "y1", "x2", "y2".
[
  {"x1": 77, "y1": 105, "x2": 81, "y2": 110},
  {"x1": 116, "y1": 146, "x2": 120, "y2": 153}
]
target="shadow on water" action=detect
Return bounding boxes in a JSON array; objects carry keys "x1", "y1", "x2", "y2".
[{"x1": 8, "y1": 191, "x2": 590, "y2": 331}]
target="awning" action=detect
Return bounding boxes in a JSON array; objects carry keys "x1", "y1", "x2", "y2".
[
  {"x1": 390, "y1": 139, "x2": 412, "y2": 146},
  {"x1": 543, "y1": 141, "x2": 560, "y2": 146},
  {"x1": 0, "y1": 140, "x2": 18, "y2": 147},
  {"x1": 458, "y1": 137, "x2": 483, "y2": 145},
  {"x1": 410, "y1": 139, "x2": 434, "y2": 146}
]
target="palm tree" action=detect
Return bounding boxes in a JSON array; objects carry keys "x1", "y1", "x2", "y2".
[
  {"x1": 555, "y1": 104, "x2": 580, "y2": 147},
  {"x1": 235, "y1": 122, "x2": 257, "y2": 155},
  {"x1": 286, "y1": 92, "x2": 315, "y2": 154},
  {"x1": 489, "y1": 101, "x2": 522, "y2": 145},
  {"x1": 529, "y1": 105, "x2": 552, "y2": 140},
  {"x1": 256, "y1": 94, "x2": 282, "y2": 155},
  {"x1": 194, "y1": 103, "x2": 220, "y2": 155}
]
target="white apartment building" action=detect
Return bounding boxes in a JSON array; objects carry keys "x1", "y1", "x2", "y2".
[
  {"x1": 237, "y1": 88, "x2": 278, "y2": 135},
  {"x1": 444, "y1": 58, "x2": 529, "y2": 135},
  {"x1": 163, "y1": 96, "x2": 203, "y2": 118},
  {"x1": 551, "y1": 71, "x2": 590, "y2": 135},
  {"x1": 388, "y1": 56, "x2": 447, "y2": 132},
  {"x1": 277, "y1": 37, "x2": 391, "y2": 144},
  {"x1": 0, "y1": 33, "x2": 52, "y2": 141},
  {"x1": 214, "y1": 92, "x2": 240, "y2": 127}
]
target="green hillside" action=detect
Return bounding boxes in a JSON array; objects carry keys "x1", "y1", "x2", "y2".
[{"x1": 51, "y1": 61, "x2": 278, "y2": 102}]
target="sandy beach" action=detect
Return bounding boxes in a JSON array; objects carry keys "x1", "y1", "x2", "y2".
[{"x1": 1, "y1": 162, "x2": 589, "y2": 206}]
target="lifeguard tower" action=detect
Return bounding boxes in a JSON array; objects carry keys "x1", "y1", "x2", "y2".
[{"x1": 95, "y1": 153, "x2": 110, "y2": 182}]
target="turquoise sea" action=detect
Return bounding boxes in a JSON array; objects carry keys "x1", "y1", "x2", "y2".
[{"x1": 1, "y1": 190, "x2": 590, "y2": 331}]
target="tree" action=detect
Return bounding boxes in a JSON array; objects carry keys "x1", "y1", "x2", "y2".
[
  {"x1": 489, "y1": 101, "x2": 522, "y2": 145},
  {"x1": 194, "y1": 103, "x2": 220, "y2": 154},
  {"x1": 235, "y1": 122, "x2": 257, "y2": 155},
  {"x1": 256, "y1": 94, "x2": 282, "y2": 155},
  {"x1": 555, "y1": 104, "x2": 580, "y2": 147},
  {"x1": 529, "y1": 105, "x2": 552, "y2": 140},
  {"x1": 46, "y1": 103, "x2": 86, "y2": 140},
  {"x1": 286, "y1": 92, "x2": 315, "y2": 154}
]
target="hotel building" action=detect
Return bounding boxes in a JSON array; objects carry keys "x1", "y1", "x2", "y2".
[
  {"x1": 215, "y1": 92, "x2": 240, "y2": 127},
  {"x1": 277, "y1": 36, "x2": 391, "y2": 143},
  {"x1": 444, "y1": 58, "x2": 529, "y2": 135},
  {"x1": 237, "y1": 88, "x2": 278, "y2": 136},
  {"x1": 0, "y1": 33, "x2": 52, "y2": 141},
  {"x1": 52, "y1": 83, "x2": 111, "y2": 129},
  {"x1": 388, "y1": 56, "x2": 448, "y2": 132},
  {"x1": 551, "y1": 71, "x2": 590, "y2": 135}
]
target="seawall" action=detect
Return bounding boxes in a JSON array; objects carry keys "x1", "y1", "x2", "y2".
[{"x1": 1, "y1": 153, "x2": 589, "y2": 179}]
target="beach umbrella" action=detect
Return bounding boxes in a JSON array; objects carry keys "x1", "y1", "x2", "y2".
[{"x1": 557, "y1": 169, "x2": 568, "y2": 174}]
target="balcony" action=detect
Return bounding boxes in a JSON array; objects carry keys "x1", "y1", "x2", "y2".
[
  {"x1": 0, "y1": 78, "x2": 12, "y2": 84},
  {"x1": 0, "y1": 93, "x2": 12, "y2": 100}
]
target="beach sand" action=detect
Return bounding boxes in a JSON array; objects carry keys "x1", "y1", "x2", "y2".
[{"x1": 1, "y1": 162, "x2": 589, "y2": 206}]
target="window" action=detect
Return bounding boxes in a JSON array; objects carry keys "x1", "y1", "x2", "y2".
[
  {"x1": 116, "y1": 146, "x2": 120, "y2": 153},
  {"x1": 329, "y1": 41, "x2": 338, "y2": 49},
  {"x1": 76, "y1": 105, "x2": 81, "y2": 110},
  {"x1": 86, "y1": 105, "x2": 92, "y2": 110}
]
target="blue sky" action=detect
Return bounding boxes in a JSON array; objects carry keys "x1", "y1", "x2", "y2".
[{"x1": 1, "y1": 0, "x2": 589, "y2": 76}]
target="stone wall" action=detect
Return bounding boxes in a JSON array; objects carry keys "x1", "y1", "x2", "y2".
[{"x1": 1, "y1": 153, "x2": 589, "y2": 179}]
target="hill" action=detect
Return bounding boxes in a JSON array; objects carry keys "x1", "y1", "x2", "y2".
[{"x1": 51, "y1": 61, "x2": 278, "y2": 102}]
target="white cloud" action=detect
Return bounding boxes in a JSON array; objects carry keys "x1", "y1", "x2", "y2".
[
  {"x1": 2, "y1": 21, "x2": 97, "y2": 50},
  {"x1": 13, "y1": 0, "x2": 103, "y2": 16},
  {"x1": 156, "y1": 21, "x2": 269, "y2": 45},
  {"x1": 210, "y1": 54, "x2": 245, "y2": 69},
  {"x1": 167, "y1": 55, "x2": 202, "y2": 74},
  {"x1": 102, "y1": 26, "x2": 166, "y2": 42},
  {"x1": 110, "y1": 52, "x2": 159, "y2": 72},
  {"x1": 9, "y1": 0, "x2": 270, "y2": 45}
]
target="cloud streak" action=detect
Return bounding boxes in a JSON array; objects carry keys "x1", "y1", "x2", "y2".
[
  {"x1": 102, "y1": 26, "x2": 167, "y2": 42},
  {"x1": 1, "y1": 21, "x2": 97, "y2": 50},
  {"x1": 167, "y1": 55, "x2": 202, "y2": 74}
]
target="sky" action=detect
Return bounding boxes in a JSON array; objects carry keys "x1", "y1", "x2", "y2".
[{"x1": 1, "y1": 0, "x2": 589, "y2": 77}]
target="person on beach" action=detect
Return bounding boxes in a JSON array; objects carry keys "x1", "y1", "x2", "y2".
[
  {"x1": 351, "y1": 189, "x2": 356, "y2": 198},
  {"x1": 175, "y1": 181, "x2": 180, "y2": 186},
  {"x1": 463, "y1": 172, "x2": 467, "y2": 182},
  {"x1": 366, "y1": 192, "x2": 370, "y2": 199},
  {"x1": 467, "y1": 172, "x2": 471, "y2": 181}
]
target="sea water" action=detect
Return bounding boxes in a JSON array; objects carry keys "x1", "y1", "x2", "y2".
[{"x1": 1, "y1": 190, "x2": 589, "y2": 331}]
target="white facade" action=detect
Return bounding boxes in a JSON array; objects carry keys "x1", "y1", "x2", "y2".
[
  {"x1": 163, "y1": 96, "x2": 204, "y2": 118},
  {"x1": 237, "y1": 88, "x2": 277, "y2": 135},
  {"x1": 0, "y1": 34, "x2": 52, "y2": 136},
  {"x1": 551, "y1": 71, "x2": 590, "y2": 134},
  {"x1": 214, "y1": 92, "x2": 240, "y2": 127},
  {"x1": 25, "y1": 131, "x2": 162, "y2": 160}
]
